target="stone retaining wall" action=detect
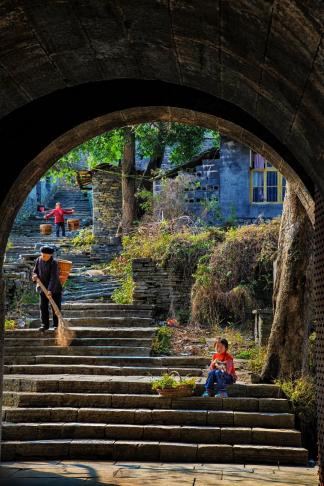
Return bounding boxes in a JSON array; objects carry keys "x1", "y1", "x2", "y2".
[
  {"x1": 132, "y1": 258, "x2": 192, "y2": 320},
  {"x1": 91, "y1": 167, "x2": 123, "y2": 262}
]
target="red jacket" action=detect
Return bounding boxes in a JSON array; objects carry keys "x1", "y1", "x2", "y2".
[
  {"x1": 210, "y1": 351, "x2": 236, "y2": 377},
  {"x1": 45, "y1": 208, "x2": 74, "y2": 224}
]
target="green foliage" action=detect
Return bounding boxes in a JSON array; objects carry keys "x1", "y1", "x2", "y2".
[
  {"x1": 308, "y1": 331, "x2": 316, "y2": 375},
  {"x1": 111, "y1": 275, "x2": 134, "y2": 304},
  {"x1": 235, "y1": 349, "x2": 254, "y2": 359},
  {"x1": 152, "y1": 326, "x2": 173, "y2": 355},
  {"x1": 248, "y1": 346, "x2": 267, "y2": 374},
  {"x1": 20, "y1": 291, "x2": 39, "y2": 305},
  {"x1": 48, "y1": 129, "x2": 123, "y2": 181},
  {"x1": 5, "y1": 319, "x2": 16, "y2": 330},
  {"x1": 107, "y1": 221, "x2": 224, "y2": 283},
  {"x1": 277, "y1": 376, "x2": 317, "y2": 424},
  {"x1": 135, "y1": 122, "x2": 218, "y2": 167},
  {"x1": 136, "y1": 189, "x2": 154, "y2": 213},
  {"x1": 71, "y1": 228, "x2": 94, "y2": 250},
  {"x1": 191, "y1": 220, "x2": 280, "y2": 327},
  {"x1": 6, "y1": 240, "x2": 13, "y2": 251},
  {"x1": 47, "y1": 123, "x2": 220, "y2": 183},
  {"x1": 200, "y1": 197, "x2": 223, "y2": 221},
  {"x1": 174, "y1": 308, "x2": 191, "y2": 325},
  {"x1": 151, "y1": 372, "x2": 197, "y2": 391}
]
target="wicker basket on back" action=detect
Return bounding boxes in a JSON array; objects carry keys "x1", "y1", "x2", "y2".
[{"x1": 57, "y1": 259, "x2": 73, "y2": 285}]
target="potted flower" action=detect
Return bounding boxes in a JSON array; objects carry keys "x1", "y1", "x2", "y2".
[{"x1": 152, "y1": 371, "x2": 197, "y2": 398}]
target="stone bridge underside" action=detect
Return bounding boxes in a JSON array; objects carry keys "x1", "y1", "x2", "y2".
[{"x1": 0, "y1": 0, "x2": 323, "y2": 478}]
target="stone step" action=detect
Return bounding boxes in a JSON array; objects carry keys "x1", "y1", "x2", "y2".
[
  {"x1": 3, "y1": 365, "x2": 203, "y2": 377},
  {"x1": 1, "y1": 422, "x2": 302, "y2": 446},
  {"x1": 2, "y1": 376, "x2": 284, "y2": 397},
  {"x1": 63, "y1": 290, "x2": 118, "y2": 300},
  {"x1": 1, "y1": 407, "x2": 295, "y2": 429},
  {"x1": 3, "y1": 355, "x2": 208, "y2": 366},
  {"x1": 5, "y1": 328, "x2": 157, "y2": 339},
  {"x1": 65, "y1": 317, "x2": 154, "y2": 327},
  {"x1": 4, "y1": 337, "x2": 153, "y2": 347},
  {"x1": 0, "y1": 439, "x2": 308, "y2": 464},
  {"x1": 4, "y1": 345, "x2": 152, "y2": 357},
  {"x1": 2, "y1": 392, "x2": 291, "y2": 413},
  {"x1": 23, "y1": 309, "x2": 154, "y2": 318},
  {"x1": 21, "y1": 303, "x2": 155, "y2": 311}
]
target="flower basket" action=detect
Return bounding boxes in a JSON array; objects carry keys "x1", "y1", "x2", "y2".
[
  {"x1": 152, "y1": 371, "x2": 196, "y2": 398},
  {"x1": 156, "y1": 384, "x2": 194, "y2": 398}
]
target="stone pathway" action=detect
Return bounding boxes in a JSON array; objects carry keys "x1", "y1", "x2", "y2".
[
  {"x1": 0, "y1": 461, "x2": 318, "y2": 485},
  {"x1": 6, "y1": 184, "x2": 121, "y2": 305}
]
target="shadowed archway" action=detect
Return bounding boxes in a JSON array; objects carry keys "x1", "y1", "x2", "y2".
[{"x1": 0, "y1": 0, "x2": 323, "y2": 478}]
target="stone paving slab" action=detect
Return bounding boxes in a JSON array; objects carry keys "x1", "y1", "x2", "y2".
[{"x1": 0, "y1": 461, "x2": 318, "y2": 485}]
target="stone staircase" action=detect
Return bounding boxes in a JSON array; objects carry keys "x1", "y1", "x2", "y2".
[
  {"x1": 11, "y1": 186, "x2": 92, "y2": 236},
  {"x1": 3, "y1": 184, "x2": 309, "y2": 465},
  {"x1": 6, "y1": 183, "x2": 121, "y2": 302},
  {"x1": 1, "y1": 303, "x2": 308, "y2": 465}
]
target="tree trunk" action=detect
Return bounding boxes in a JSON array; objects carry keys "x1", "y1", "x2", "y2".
[
  {"x1": 260, "y1": 183, "x2": 314, "y2": 382},
  {"x1": 121, "y1": 127, "x2": 136, "y2": 234}
]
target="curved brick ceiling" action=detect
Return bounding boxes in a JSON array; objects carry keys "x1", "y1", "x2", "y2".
[{"x1": 0, "y1": 0, "x2": 323, "y2": 195}]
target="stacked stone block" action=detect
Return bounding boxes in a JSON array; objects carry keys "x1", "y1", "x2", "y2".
[
  {"x1": 132, "y1": 258, "x2": 192, "y2": 319},
  {"x1": 91, "y1": 167, "x2": 123, "y2": 261}
]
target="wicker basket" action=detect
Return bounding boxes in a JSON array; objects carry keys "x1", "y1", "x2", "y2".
[
  {"x1": 57, "y1": 259, "x2": 73, "y2": 285},
  {"x1": 67, "y1": 219, "x2": 80, "y2": 231},
  {"x1": 40, "y1": 224, "x2": 52, "y2": 235},
  {"x1": 154, "y1": 371, "x2": 195, "y2": 398},
  {"x1": 156, "y1": 384, "x2": 194, "y2": 398}
]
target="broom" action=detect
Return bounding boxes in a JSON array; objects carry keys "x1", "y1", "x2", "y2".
[{"x1": 35, "y1": 277, "x2": 75, "y2": 346}]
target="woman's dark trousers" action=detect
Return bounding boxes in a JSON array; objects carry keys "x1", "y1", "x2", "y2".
[{"x1": 40, "y1": 292, "x2": 62, "y2": 329}]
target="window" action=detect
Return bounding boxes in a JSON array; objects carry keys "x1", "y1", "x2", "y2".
[{"x1": 250, "y1": 152, "x2": 286, "y2": 203}]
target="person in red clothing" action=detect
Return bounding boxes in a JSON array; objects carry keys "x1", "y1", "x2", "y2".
[
  {"x1": 202, "y1": 337, "x2": 237, "y2": 397},
  {"x1": 45, "y1": 202, "x2": 75, "y2": 237}
]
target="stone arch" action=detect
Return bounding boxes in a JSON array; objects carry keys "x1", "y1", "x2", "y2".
[{"x1": 0, "y1": 88, "x2": 316, "y2": 262}]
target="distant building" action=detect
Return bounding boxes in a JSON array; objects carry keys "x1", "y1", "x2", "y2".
[{"x1": 155, "y1": 135, "x2": 286, "y2": 225}]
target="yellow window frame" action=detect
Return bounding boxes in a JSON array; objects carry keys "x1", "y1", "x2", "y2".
[{"x1": 249, "y1": 153, "x2": 285, "y2": 204}]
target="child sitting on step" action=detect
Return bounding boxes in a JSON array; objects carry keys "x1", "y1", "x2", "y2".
[{"x1": 202, "y1": 337, "x2": 237, "y2": 398}]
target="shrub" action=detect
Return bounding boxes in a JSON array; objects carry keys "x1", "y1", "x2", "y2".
[
  {"x1": 5, "y1": 319, "x2": 16, "y2": 330},
  {"x1": 107, "y1": 220, "x2": 224, "y2": 282},
  {"x1": 110, "y1": 275, "x2": 134, "y2": 304},
  {"x1": 191, "y1": 220, "x2": 280, "y2": 327},
  {"x1": 152, "y1": 326, "x2": 173, "y2": 355},
  {"x1": 248, "y1": 346, "x2": 267, "y2": 374},
  {"x1": 71, "y1": 228, "x2": 94, "y2": 250},
  {"x1": 20, "y1": 290, "x2": 39, "y2": 305},
  {"x1": 277, "y1": 376, "x2": 317, "y2": 424},
  {"x1": 235, "y1": 349, "x2": 254, "y2": 360}
]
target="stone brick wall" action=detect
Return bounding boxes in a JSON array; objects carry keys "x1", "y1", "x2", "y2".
[
  {"x1": 92, "y1": 167, "x2": 122, "y2": 238},
  {"x1": 15, "y1": 178, "x2": 58, "y2": 224},
  {"x1": 91, "y1": 167, "x2": 123, "y2": 262},
  {"x1": 132, "y1": 258, "x2": 192, "y2": 319}
]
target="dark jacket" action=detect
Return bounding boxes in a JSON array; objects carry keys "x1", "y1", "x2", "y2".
[{"x1": 33, "y1": 257, "x2": 62, "y2": 294}]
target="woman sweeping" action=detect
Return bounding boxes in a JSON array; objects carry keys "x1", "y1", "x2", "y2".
[{"x1": 32, "y1": 246, "x2": 62, "y2": 332}]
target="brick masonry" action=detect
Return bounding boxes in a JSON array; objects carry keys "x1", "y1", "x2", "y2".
[
  {"x1": 132, "y1": 258, "x2": 192, "y2": 319},
  {"x1": 91, "y1": 167, "x2": 122, "y2": 261}
]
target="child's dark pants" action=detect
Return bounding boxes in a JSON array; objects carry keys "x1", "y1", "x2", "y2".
[{"x1": 205, "y1": 369, "x2": 234, "y2": 392}]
